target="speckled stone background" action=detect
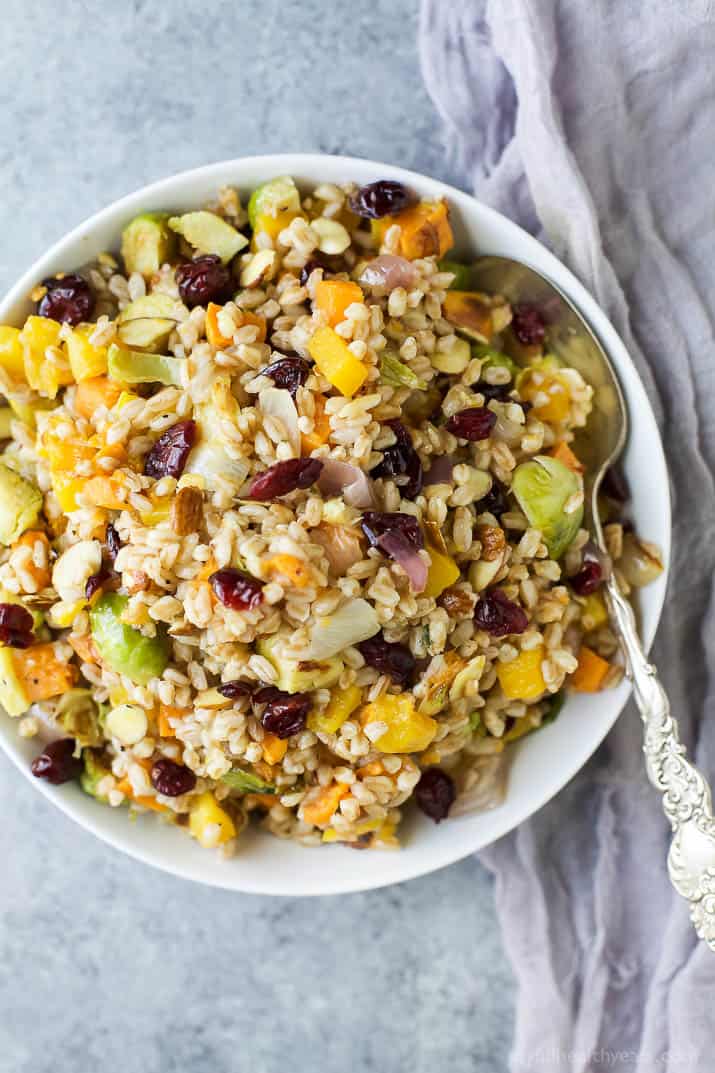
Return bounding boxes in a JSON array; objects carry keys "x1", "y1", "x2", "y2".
[{"x1": 0, "y1": 3, "x2": 515, "y2": 1071}]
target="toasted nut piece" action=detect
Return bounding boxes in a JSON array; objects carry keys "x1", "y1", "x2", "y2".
[
  {"x1": 438, "y1": 586, "x2": 475, "y2": 618},
  {"x1": 476, "y1": 524, "x2": 506, "y2": 561},
  {"x1": 171, "y1": 485, "x2": 203, "y2": 536},
  {"x1": 240, "y1": 249, "x2": 277, "y2": 288},
  {"x1": 311, "y1": 218, "x2": 351, "y2": 255},
  {"x1": 126, "y1": 570, "x2": 150, "y2": 594}
]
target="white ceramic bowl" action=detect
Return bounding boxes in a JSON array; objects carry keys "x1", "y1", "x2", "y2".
[{"x1": 0, "y1": 155, "x2": 670, "y2": 895}]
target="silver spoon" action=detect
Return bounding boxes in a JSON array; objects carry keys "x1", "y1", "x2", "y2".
[{"x1": 471, "y1": 255, "x2": 715, "y2": 952}]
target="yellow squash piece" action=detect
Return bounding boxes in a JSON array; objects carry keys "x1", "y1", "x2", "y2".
[
  {"x1": 424, "y1": 546, "x2": 461, "y2": 599},
  {"x1": 65, "y1": 324, "x2": 108, "y2": 382},
  {"x1": 308, "y1": 326, "x2": 368, "y2": 398},
  {"x1": 0, "y1": 648, "x2": 31, "y2": 716},
  {"x1": 0, "y1": 326, "x2": 27, "y2": 382},
  {"x1": 580, "y1": 591, "x2": 609, "y2": 632},
  {"x1": 308, "y1": 683, "x2": 363, "y2": 735},
  {"x1": 518, "y1": 367, "x2": 571, "y2": 423},
  {"x1": 360, "y1": 692, "x2": 437, "y2": 753},
  {"x1": 189, "y1": 791, "x2": 237, "y2": 847},
  {"x1": 497, "y1": 645, "x2": 546, "y2": 701},
  {"x1": 20, "y1": 316, "x2": 72, "y2": 398}
]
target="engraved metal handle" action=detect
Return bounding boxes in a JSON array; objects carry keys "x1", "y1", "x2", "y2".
[{"x1": 606, "y1": 576, "x2": 715, "y2": 949}]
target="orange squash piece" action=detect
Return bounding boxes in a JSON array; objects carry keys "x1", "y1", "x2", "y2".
[
  {"x1": 158, "y1": 704, "x2": 189, "y2": 737},
  {"x1": 12, "y1": 530, "x2": 51, "y2": 589},
  {"x1": 262, "y1": 733, "x2": 288, "y2": 765},
  {"x1": 301, "y1": 394, "x2": 331, "y2": 453},
  {"x1": 69, "y1": 633, "x2": 99, "y2": 664},
  {"x1": 302, "y1": 782, "x2": 350, "y2": 827},
  {"x1": 75, "y1": 377, "x2": 125, "y2": 419},
  {"x1": 550, "y1": 441, "x2": 584, "y2": 474},
  {"x1": 395, "y1": 199, "x2": 453, "y2": 259},
  {"x1": 206, "y1": 303, "x2": 267, "y2": 348},
  {"x1": 571, "y1": 646, "x2": 610, "y2": 692},
  {"x1": 263, "y1": 554, "x2": 313, "y2": 588},
  {"x1": 80, "y1": 475, "x2": 127, "y2": 510},
  {"x1": 11, "y1": 643, "x2": 78, "y2": 702},
  {"x1": 314, "y1": 280, "x2": 363, "y2": 327}
]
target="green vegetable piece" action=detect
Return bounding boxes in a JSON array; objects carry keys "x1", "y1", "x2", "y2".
[
  {"x1": 379, "y1": 350, "x2": 427, "y2": 390},
  {"x1": 107, "y1": 344, "x2": 184, "y2": 386},
  {"x1": 167, "y1": 210, "x2": 248, "y2": 264},
  {"x1": 55, "y1": 688, "x2": 103, "y2": 748},
  {"x1": 90, "y1": 593, "x2": 169, "y2": 685},
  {"x1": 511, "y1": 455, "x2": 583, "y2": 559},
  {"x1": 222, "y1": 768, "x2": 277, "y2": 794},
  {"x1": 468, "y1": 709, "x2": 481, "y2": 731},
  {"x1": 120, "y1": 213, "x2": 176, "y2": 279},
  {"x1": 472, "y1": 344, "x2": 519, "y2": 381},
  {"x1": 256, "y1": 636, "x2": 343, "y2": 694},
  {"x1": 438, "y1": 260, "x2": 472, "y2": 290},
  {"x1": 248, "y1": 176, "x2": 301, "y2": 230},
  {"x1": 80, "y1": 749, "x2": 112, "y2": 801},
  {"x1": 116, "y1": 293, "x2": 178, "y2": 352},
  {"x1": 0, "y1": 648, "x2": 30, "y2": 716},
  {"x1": 0, "y1": 463, "x2": 42, "y2": 545},
  {"x1": 541, "y1": 690, "x2": 565, "y2": 727}
]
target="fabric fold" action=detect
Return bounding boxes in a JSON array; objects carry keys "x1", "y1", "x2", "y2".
[{"x1": 419, "y1": 2, "x2": 715, "y2": 1070}]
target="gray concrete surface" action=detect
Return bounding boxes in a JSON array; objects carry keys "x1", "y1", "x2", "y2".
[{"x1": 0, "y1": 2, "x2": 515, "y2": 1071}]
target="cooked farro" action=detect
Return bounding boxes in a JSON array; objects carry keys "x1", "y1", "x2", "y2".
[{"x1": 0, "y1": 175, "x2": 663, "y2": 852}]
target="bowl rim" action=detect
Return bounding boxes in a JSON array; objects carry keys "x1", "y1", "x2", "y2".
[{"x1": 0, "y1": 153, "x2": 671, "y2": 895}]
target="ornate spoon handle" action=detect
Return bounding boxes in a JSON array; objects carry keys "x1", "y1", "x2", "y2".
[{"x1": 606, "y1": 576, "x2": 715, "y2": 949}]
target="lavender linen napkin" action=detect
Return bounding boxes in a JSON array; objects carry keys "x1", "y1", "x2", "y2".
[{"x1": 419, "y1": 3, "x2": 715, "y2": 1071}]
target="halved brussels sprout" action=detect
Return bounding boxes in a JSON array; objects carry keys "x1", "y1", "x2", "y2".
[
  {"x1": 256, "y1": 634, "x2": 343, "y2": 693},
  {"x1": 247, "y1": 176, "x2": 302, "y2": 230},
  {"x1": 89, "y1": 593, "x2": 169, "y2": 685},
  {"x1": 511, "y1": 455, "x2": 583, "y2": 559},
  {"x1": 168, "y1": 211, "x2": 248, "y2": 264},
  {"x1": 121, "y1": 213, "x2": 176, "y2": 278},
  {"x1": 379, "y1": 351, "x2": 427, "y2": 390},
  {"x1": 222, "y1": 768, "x2": 277, "y2": 794},
  {"x1": 116, "y1": 293, "x2": 179, "y2": 352},
  {"x1": 107, "y1": 344, "x2": 184, "y2": 386},
  {"x1": 438, "y1": 260, "x2": 473, "y2": 290},
  {"x1": 80, "y1": 749, "x2": 112, "y2": 801},
  {"x1": 0, "y1": 463, "x2": 42, "y2": 545},
  {"x1": 55, "y1": 688, "x2": 103, "y2": 748},
  {"x1": 472, "y1": 344, "x2": 519, "y2": 380},
  {"x1": 431, "y1": 337, "x2": 471, "y2": 374}
]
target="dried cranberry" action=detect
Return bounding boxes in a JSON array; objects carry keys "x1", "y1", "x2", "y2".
[
  {"x1": 31, "y1": 739, "x2": 82, "y2": 785},
  {"x1": 0, "y1": 603, "x2": 34, "y2": 648},
  {"x1": 474, "y1": 588, "x2": 528, "y2": 637},
  {"x1": 571, "y1": 560, "x2": 603, "y2": 595},
  {"x1": 370, "y1": 420, "x2": 423, "y2": 500},
  {"x1": 254, "y1": 687, "x2": 311, "y2": 739},
  {"x1": 263, "y1": 357, "x2": 311, "y2": 398},
  {"x1": 298, "y1": 253, "x2": 343, "y2": 285},
  {"x1": 446, "y1": 407, "x2": 496, "y2": 441},
  {"x1": 151, "y1": 757, "x2": 197, "y2": 797},
  {"x1": 175, "y1": 255, "x2": 233, "y2": 308},
  {"x1": 348, "y1": 180, "x2": 416, "y2": 219},
  {"x1": 476, "y1": 381, "x2": 511, "y2": 403},
  {"x1": 85, "y1": 566, "x2": 113, "y2": 602},
  {"x1": 247, "y1": 457, "x2": 323, "y2": 500},
  {"x1": 218, "y1": 679, "x2": 255, "y2": 699},
  {"x1": 360, "y1": 511, "x2": 424, "y2": 551},
  {"x1": 601, "y1": 466, "x2": 629, "y2": 503},
  {"x1": 144, "y1": 420, "x2": 197, "y2": 479},
  {"x1": 358, "y1": 632, "x2": 416, "y2": 688},
  {"x1": 415, "y1": 767, "x2": 456, "y2": 823},
  {"x1": 511, "y1": 304, "x2": 546, "y2": 346},
  {"x1": 105, "y1": 523, "x2": 121, "y2": 563},
  {"x1": 477, "y1": 477, "x2": 509, "y2": 520},
  {"x1": 38, "y1": 274, "x2": 94, "y2": 325},
  {"x1": 209, "y1": 569, "x2": 264, "y2": 610}
]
